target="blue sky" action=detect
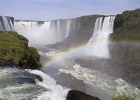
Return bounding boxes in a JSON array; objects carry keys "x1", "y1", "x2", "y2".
[{"x1": 0, "y1": 0, "x2": 139, "y2": 21}]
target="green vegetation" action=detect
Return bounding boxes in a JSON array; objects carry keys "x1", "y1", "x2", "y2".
[
  {"x1": 110, "y1": 9, "x2": 140, "y2": 67},
  {"x1": 112, "y1": 95, "x2": 134, "y2": 100},
  {"x1": 110, "y1": 9, "x2": 140, "y2": 42},
  {"x1": 0, "y1": 31, "x2": 41, "y2": 69}
]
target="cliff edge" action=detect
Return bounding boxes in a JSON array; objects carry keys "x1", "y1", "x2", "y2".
[{"x1": 0, "y1": 31, "x2": 41, "y2": 69}]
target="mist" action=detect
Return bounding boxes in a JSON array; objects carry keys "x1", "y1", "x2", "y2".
[{"x1": 14, "y1": 21, "x2": 62, "y2": 48}]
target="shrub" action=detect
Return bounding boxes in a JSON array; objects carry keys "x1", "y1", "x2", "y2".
[
  {"x1": 0, "y1": 31, "x2": 41, "y2": 69},
  {"x1": 112, "y1": 95, "x2": 134, "y2": 100}
]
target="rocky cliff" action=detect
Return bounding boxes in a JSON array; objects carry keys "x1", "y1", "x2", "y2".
[{"x1": 110, "y1": 9, "x2": 140, "y2": 67}]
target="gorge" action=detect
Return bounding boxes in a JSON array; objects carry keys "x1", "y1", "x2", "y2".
[{"x1": 0, "y1": 9, "x2": 140, "y2": 100}]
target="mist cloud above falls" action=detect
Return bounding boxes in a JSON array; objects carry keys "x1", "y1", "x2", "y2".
[{"x1": 15, "y1": 22, "x2": 59, "y2": 48}]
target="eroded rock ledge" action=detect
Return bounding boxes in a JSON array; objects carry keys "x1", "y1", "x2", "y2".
[{"x1": 67, "y1": 90, "x2": 100, "y2": 100}]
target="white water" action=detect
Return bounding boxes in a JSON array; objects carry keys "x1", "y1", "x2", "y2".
[
  {"x1": 2, "y1": 17, "x2": 12, "y2": 31},
  {"x1": 65, "y1": 20, "x2": 71, "y2": 38},
  {"x1": 87, "y1": 16, "x2": 115, "y2": 58},
  {"x1": 14, "y1": 20, "x2": 73, "y2": 47},
  {"x1": 57, "y1": 21, "x2": 61, "y2": 41},
  {"x1": 39, "y1": 48, "x2": 140, "y2": 100},
  {"x1": 0, "y1": 67, "x2": 70, "y2": 100},
  {"x1": 59, "y1": 64, "x2": 140, "y2": 100},
  {"x1": 9, "y1": 19, "x2": 15, "y2": 31},
  {"x1": 14, "y1": 21, "x2": 57, "y2": 47},
  {"x1": 0, "y1": 67, "x2": 43, "y2": 99},
  {"x1": 27, "y1": 70, "x2": 70, "y2": 100},
  {"x1": 0, "y1": 20, "x2": 3, "y2": 31},
  {"x1": 0, "y1": 16, "x2": 14, "y2": 31}
]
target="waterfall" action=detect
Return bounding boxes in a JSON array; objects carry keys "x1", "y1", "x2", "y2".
[
  {"x1": 14, "y1": 19, "x2": 75, "y2": 47},
  {"x1": 14, "y1": 21, "x2": 56, "y2": 47},
  {"x1": 9, "y1": 18, "x2": 15, "y2": 31},
  {"x1": 65, "y1": 20, "x2": 71, "y2": 38},
  {"x1": 57, "y1": 21, "x2": 61, "y2": 41},
  {"x1": 87, "y1": 16, "x2": 115, "y2": 58},
  {"x1": 0, "y1": 19, "x2": 3, "y2": 31},
  {"x1": 0, "y1": 16, "x2": 14, "y2": 31},
  {"x1": 2, "y1": 17, "x2": 12, "y2": 31},
  {"x1": 14, "y1": 22, "x2": 38, "y2": 33}
]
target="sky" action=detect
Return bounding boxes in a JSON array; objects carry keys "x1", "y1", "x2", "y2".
[{"x1": 0, "y1": 0, "x2": 140, "y2": 21}]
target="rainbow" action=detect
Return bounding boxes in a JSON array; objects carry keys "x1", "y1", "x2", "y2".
[
  {"x1": 42, "y1": 43, "x2": 87, "y2": 69},
  {"x1": 42, "y1": 41, "x2": 140, "y2": 69}
]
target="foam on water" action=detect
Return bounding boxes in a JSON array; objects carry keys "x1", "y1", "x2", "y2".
[
  {"x1": 0, "y1": 84, "x2": 41, "y2": 100},
  {"x1": 27, "y1": 70, "x2": 70, "y2": 100},
  {"x1": 0, "y1": 67, "x2": 70, "y2": 100},
  {"x1": 59, "y1": 64, "x2": 140, "y2": 100},
  {"x1": 0, "y1": 67, "x2": 44, "y2": 100}
]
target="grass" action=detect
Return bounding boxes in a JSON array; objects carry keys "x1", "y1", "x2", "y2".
[
  {"x1": 112, "y1": 95, "x2": 134, "y2": 100},
  {"x1": 0, "y1": 31, "x2": 41, "y2": 69}
]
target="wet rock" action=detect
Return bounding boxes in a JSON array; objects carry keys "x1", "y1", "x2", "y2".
[
  {"x1": 67, "y1": 90, "x2": 100, "y2": 100},
  {"x1": 32, "y1": 74, "x2": 43, "y2": 82},
  {"x1": 14, "y1": 78, "x2": 36, "y2": 84}
]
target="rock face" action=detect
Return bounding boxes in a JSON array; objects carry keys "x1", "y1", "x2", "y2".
[
  {"x1": 67, "y1": 90, "x2": 100, "y2": 100},
  {"x1": 109, "y1": 9, "x2": 140, "y2": 68},
  {"x1": 105, "y1": 9, "x2": 140, "y2": 88}
]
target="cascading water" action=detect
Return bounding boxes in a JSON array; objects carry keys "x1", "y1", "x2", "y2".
[
  {"x1": 87, "y1": 16, "x2": 115, "y2": 58},
  {"x1": 57, "y1": 21, "x2": 61, "y2": 41},
  {"x1": 9, "y1": 18, "x2": 15, "y2": 31},
  {"x1": 2, "y1": 17, "x2": 12, "y2": 31},
  {"x1": 0, "y1": 20, "x2": 3, "y2": 31},
  {"x1": 14, "y1": 22, "x2": 38, "y2": 33},
  {"x1": 14, "y1": 21, "x2": 59, "y2": 47},
  {"x1": 65, "y1": 20, "x2": 71, "y2": 38},
  {"x1": 14, "y1": 20, "x2": 73, "y2": 47},
  {"x1": 0, "y1": 67, "x2": 69, "y2": 100},
  {"x1": 0, "y1": 16, "x2": 14, "y2": 31}
]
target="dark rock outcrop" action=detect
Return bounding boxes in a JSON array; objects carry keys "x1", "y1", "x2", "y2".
[{"x1": 67, "y1": 90, "x2": 100, "y2": 100}]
